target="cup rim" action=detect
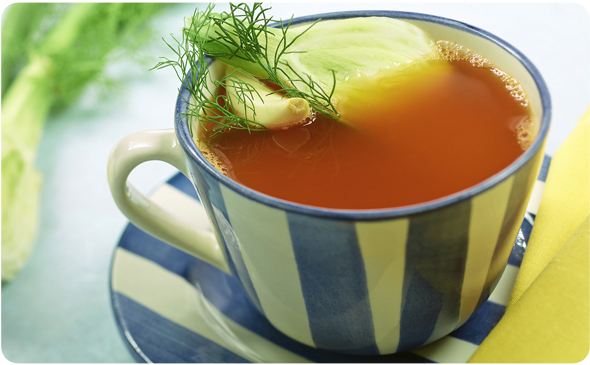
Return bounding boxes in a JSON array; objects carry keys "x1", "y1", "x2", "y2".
[{"x1": 174, "y1": 9, "x2": 551, "y2": 220}]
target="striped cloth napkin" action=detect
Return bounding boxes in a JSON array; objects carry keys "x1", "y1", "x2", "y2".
[{"x1": 468, "y1": 107, "x2": 590, "y2": 363}]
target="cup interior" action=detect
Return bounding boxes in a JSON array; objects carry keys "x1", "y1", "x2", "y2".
[{"x1": 175, "y1": 10, "x2": 551, "y2": 219}]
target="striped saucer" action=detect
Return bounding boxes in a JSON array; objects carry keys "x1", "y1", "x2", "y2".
[{"x1": 110, "y1": 155, "x2": 550, "y2": 363}]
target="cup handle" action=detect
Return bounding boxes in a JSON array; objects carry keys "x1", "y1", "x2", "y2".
[{"x1": 107, "y1": 129, "x2": 229, "y2": 273}]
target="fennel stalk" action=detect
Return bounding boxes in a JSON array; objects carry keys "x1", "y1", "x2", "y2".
[{"x1": 1, "y1": 3, "x2": 168, "y2": 282}]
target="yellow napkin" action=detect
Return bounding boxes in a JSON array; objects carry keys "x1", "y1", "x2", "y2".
[{"x1": 468, "y1": 107, "x2": 589, "y2": 363}]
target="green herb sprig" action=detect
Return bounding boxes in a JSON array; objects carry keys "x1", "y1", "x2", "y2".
[
  {"x1": 153, "y1": 3, "x2": 339, "y2": 137},
  {"x1": 153, "y1": 4, "x2": 265, "y2": 136}
]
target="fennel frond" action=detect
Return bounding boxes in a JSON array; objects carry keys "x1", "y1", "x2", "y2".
[{"x1": 152, "y1": 3, "x2": 339, "y2": 137}]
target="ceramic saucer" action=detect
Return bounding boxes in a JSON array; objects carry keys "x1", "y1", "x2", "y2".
[{"x1": 109, "y1": 155, "x2": 551, "y2": 363}]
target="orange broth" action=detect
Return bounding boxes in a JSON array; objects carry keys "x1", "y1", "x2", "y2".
[{"x1": 198, "y1": 58, "x2": 535, "y2": 210}]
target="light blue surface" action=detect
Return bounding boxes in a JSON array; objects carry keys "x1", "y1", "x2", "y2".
[{"x1": 1, "y1": 3, "x2": 588, "y2": 363}]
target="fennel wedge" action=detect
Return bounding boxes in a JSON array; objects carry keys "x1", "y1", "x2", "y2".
[
  {"x1": 158, "y1": 3, "x2": 443, "y2": 134},
  {"x1": 187, "y1": 13, "x2": 441, "y2": 95},
  {"x1": 224, "y1": 66, "x2": 311, "y2": 130}
]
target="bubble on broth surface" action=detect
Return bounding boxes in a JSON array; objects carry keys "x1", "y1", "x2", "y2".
[
  {"x1": 438, "y1": 41, "x2": 528, "y2": 105},
  {"x1": 516, "y1": 117, "x2": 536, "y2": 149},
  {"x1": 196, "y1": 140, "x2": 231, "y2": 177},
  {"x1": 437, "y1": 40, "x2": 537, "y2": 150}
]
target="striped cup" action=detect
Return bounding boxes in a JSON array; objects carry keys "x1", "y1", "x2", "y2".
[{"x1": 108, "y1": 11, "x2": 550, "y2": 355}]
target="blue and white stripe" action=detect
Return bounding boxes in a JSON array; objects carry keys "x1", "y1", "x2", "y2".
[
  {"x1": 110, "y1": 155, "x2": 550, "y2": 362},
  {"x1": 183, "y1": 144, "x2": 545, "y2": 355}
]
